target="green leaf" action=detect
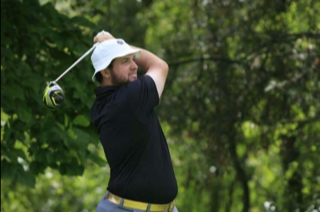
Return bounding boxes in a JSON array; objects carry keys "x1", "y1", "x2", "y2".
[
  {"x1": 20, "y1": 73, "x2": 43, "y2": 92},
  {"x1": 17, "y1": 169, "x2": 36, "y2": 188},
  {"x1": 73, "y1": 115, "x2": 90, "y2": 127},
  {"x1": 1, "y1": 160, "x2": 17, "y2": 179},
  {"x1": 59, "y1": 157, "x2": 84, "y2": 176},
  {"x1": 6, "y1": 148, "x2": 28, "y2": 161},
  {"x1": 29, "y1": 161, "x2": 46, "y2": 175},
  {"x1": 71, "y1": 16, "x2": 96, "y2": 28},
  {"x1": 17, "y1": 109, "x2": 32, "y2": 124},
  {"x1": 45, "y1": 151, "x2": 56, "y2": 164},
  {"x1": 4, "y1": 84, "x2": 25, "y2": 101},
  {"x1": 88, "y1": 152, "x2": 106, "y2": 167},
  {"x1": 285, "y1": 161, "x2": 299, "y2": 180},
  {"x1": 72, "y1": 127, "x2": 90, "y2": 148}
]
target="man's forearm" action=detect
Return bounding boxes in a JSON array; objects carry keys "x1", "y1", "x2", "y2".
[
  {"x1": 132, "y1": 45, "x2": 169, "y2": 98},
  {"x1": 131, "y1": 46, "x2": 168, "y2": 73},
  {"x1": 93, "y1": 33, "x2": 168, "y2": 73},
  {"x1": 93, "y1": 31, "x2": 169, "y2": 97}
]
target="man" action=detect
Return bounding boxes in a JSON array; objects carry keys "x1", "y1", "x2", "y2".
[{"x1": 90, "y1": 31, "x2": 178, "y2": 212}]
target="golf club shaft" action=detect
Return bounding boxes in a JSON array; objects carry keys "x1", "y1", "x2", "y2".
[{"x1": 54, "y1": 43, "x2": 99, "y2": 83}]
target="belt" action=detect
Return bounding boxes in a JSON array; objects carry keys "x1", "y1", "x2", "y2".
[{"x1": 106, "y1": 192, "x2": 175, "y2": 212}]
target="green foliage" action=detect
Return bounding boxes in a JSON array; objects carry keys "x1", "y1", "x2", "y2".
[
  {"x1": 143, "y1": 0, "x2": 319, "y2": 211},
  {"x1": 1, "y1": 0, "x2": 103, "y2": 189},
  {"x1": 1, "y1": 161, "x2": 109, "y2": 212},
  {"x1": 1, "y1": 0, "x2": 320, "y2": 212}
]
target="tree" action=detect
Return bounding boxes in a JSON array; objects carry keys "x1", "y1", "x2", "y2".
[
  {"x1": 139, "y1": 0, "x2": 319, "y2": 211},
  {"x1": 1, "y1": 0, "x2": 104, "y2": 189},
  {"x1": 1, "y1": 0, "x2": 319, "y2": 211}
]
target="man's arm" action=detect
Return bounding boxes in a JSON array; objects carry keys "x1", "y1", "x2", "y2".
[
  {"x1": 134, "y1": 48, "x2": 169, "y2": 98},
  {"x1": 94, "y1": 33, "x2": 169, "y2": 98}
]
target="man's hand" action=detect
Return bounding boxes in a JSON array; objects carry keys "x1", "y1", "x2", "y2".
[{"x1": 93, "y1": 30, "x2": 115, "y2": 43}]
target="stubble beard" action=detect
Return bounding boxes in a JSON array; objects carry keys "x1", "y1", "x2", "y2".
[
  {"x1": 110, "y1": 68, "x2": 137, "y2": 86},
  {"x1": 110, "y1": 68, "x2": 127, "y2": 86}
]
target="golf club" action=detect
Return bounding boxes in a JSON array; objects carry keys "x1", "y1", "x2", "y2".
[{"x1": 43, "y1": 43, "x2": 99, "y2": 109}]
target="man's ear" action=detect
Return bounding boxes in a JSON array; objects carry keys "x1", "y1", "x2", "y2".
[{"x1": 101, "y1": 69, "x2": 111, "y2": 79}]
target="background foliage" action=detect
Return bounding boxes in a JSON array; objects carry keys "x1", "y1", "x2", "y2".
[{"x1": 1, "y1": 0, "x2": 319, "y2": 212}]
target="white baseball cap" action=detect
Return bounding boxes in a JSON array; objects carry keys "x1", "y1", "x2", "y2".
[{"x1": 91, "y1": 39, "x2": 140, "y2": 82}]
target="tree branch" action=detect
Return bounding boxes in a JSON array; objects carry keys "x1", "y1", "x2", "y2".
[{"x1": 168, "y1": 55, "x2": 244, "y2": 67}]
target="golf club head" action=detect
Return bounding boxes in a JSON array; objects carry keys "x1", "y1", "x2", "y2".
[
  {"x1": 43, "y1": 82, "x2": 65, "y2": 109},
  {"x1": 42, "y1": 43, "x2": 99, "y2": 109}
]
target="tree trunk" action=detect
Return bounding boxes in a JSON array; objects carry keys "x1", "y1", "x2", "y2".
[
  {"x1": 281, "y1": 134, "x2": 303, "y2": 211},
  {"x1": 229, "y1": 129, "x2": 250, "y2": 212}
]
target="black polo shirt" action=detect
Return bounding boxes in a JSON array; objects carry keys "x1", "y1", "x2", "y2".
[{"x1": 91, "y1": 75, "x2": 178, "y2": 204}]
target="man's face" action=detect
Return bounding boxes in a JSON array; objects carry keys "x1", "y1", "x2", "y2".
[{"x1": 109, "y1": 54, "x2": 138, "y2": 86}]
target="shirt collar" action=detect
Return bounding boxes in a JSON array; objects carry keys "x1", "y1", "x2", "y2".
[{"x1": 94, "y1": 86, "x2": 118, "y2": 100}]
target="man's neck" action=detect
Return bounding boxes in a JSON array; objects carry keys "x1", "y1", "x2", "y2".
[{"x1": 101, "y1": 79, "x2": 114, "y2": 87}]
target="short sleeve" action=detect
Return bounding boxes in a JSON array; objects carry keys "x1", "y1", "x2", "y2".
[{"x1": 127, "y1": 75, "x2": 159, "y2": 114}]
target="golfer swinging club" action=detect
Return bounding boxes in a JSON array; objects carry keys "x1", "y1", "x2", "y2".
[{"x1": 90, "y1": 31, "x2": 178, "y2": 212}]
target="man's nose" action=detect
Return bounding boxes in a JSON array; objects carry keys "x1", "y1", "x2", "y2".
[{"x1": 131, "y1": 60, "x2": 138, "y2": 70}]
